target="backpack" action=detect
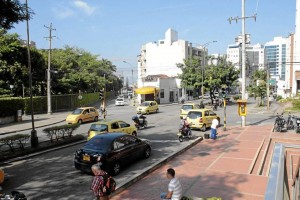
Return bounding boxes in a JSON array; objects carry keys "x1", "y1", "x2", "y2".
[{"x1": 101, "y1": 174, "x2": 116, "y2": 195}]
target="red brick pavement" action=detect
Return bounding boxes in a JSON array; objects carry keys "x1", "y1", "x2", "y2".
[{"x1": 111, "y1": 125, "x2": 273, "y2": 200}]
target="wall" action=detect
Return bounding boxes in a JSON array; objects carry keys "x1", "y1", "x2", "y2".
[{"x1": 159, "y1": 78, "x2": 179, "y2": 104}]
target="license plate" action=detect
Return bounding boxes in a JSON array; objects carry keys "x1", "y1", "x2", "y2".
[
  {"x1": 83, "y1": 155, "x2": 90, "y2": 161},
  {"x1": 297, "y1": 120, "x2": 300, "y2": 123}
]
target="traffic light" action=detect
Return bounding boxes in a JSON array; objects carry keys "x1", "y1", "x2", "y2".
[{"x1": 99, "y1": 90, "x2": 104, "y2": 100}]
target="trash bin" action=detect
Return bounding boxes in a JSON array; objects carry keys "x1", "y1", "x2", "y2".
[{"x1": 16, "y1": 110, "x2": 22, "y2": 122}]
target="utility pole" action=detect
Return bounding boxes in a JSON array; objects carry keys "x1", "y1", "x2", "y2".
[
  {"x1": 228, "y1": 0, "x2": 256, "y2": 127},
  {"x1": 26, "y1": 0, "x2": 38, "y2": 147},
  {"x1": 267, "y1": 63, "x2": 270, "y2": 110},
  {"x1": 44, "y1": 23, "x2": 56, "y2": 114}
]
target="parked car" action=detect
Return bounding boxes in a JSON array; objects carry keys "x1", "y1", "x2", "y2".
[
  {"x1": 136, "y1": 101, "x2": 159, "y2": 114},
  {"x1": 115, "y1": 98, "x2": 125, "y2": 106},
  {"x1": 87, "y1": 119, "x2": 137, "y2": 140},
  {"x1": 180, "y1": 103, "x2": 200, "y2": 119},
  {"x1": 74, "y1": 132, "x2": 151, "y2": 175},
  {"x1": 186, "y1": 109, "x2": 220, "y2": 131},
  {"x1": 66, "y1": 107, "x2": 99, "y2": 124}
]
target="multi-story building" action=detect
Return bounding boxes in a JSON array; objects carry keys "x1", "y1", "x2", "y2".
[
  {"x1": 137, "y1": 28, "x2": 206, "y2": 104},
  {"x1": 292, "y1": 0, "x2": 300, "y2": 96},
  {"x1": 265, "y1": 36, "x2": 291, "y2": 97}
]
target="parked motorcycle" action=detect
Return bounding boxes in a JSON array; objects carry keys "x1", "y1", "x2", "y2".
[
  {"x1": 0, "y1": 191, "x2": 27, "y2": 200},
  {"x1": 132, "y1": 115, "x2": 148, "y2": 130},
  {"x1": 273, "y1": 113, "x2": 286, "y2": 132},
  {"x1": 177, "y1": 124, "x2": 192, "y2": 142},
  {"x1": 294, "y1": 116, "x2": 300, "y2": 133},
  {"x1": 287, "y1": 113, "x2": 294, "y2": 130}
]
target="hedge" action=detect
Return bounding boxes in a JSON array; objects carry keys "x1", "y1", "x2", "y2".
[
  {"x1": 0, "y1": 98, "x2": 24, "y2": 117},
  {"x1": 0, "y1": 134, "x2": 30, "y2": 152},
  {"x1": 43, "y1": 124, "x2": 80, "y2": 142}
]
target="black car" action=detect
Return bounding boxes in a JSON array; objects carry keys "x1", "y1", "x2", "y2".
[{"x1": 74, "y1": 132, "x2": 151, "y2": 175}]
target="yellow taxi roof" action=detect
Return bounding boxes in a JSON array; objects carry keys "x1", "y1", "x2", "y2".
[
  {"x1": 187, "y1": 109, "x2": 211, "y2": 112},
  {"x1": 92, "y1": 119, "x2": 121, "y2": 125}
]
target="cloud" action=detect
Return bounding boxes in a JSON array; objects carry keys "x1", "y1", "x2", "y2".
[
  {"x1": 52, "y1": 0, "x2": 96, "y2": 19},
  {"x1": 73, "y1": 0, "x2": 96, "y2": 16},
  {"x1": 52, "y1": 5, "x2": 75, "y2": 19}
]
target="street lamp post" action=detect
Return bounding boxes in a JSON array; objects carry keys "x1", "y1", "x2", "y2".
[
  {"x1": 200, "y1": 41, "x2": 217, "y2": 101},
  {"x1": 25, "y1": 0, "x2": 38, "y2": 147},
  {"x1": 123, "y1": 61, "x2": 134, "y2": 87}
]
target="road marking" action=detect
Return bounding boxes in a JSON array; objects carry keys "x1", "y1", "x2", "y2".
[{"x1": 141, "y1": 139, "x2": 179, "y2": 143}]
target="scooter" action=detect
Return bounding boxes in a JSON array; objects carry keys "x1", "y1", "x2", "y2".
[
  {"x1": 177, "y1": 124, "x2": 192, "y2": 142},
  {"x1": 132, "y1": 115, "x2": 148, "y2": 130}
]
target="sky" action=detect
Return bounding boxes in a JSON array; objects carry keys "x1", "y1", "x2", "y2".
[{"x1": 11, "y1": 0, "x2": 297, "y2": 83}]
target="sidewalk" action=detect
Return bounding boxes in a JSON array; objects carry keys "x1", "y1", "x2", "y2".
[
  {"x1": 112, "y1": 125, "x2": 275, "y2": 200},
  {"x1": 0, "y1": 112, "x2": 67, "y2": 135}
]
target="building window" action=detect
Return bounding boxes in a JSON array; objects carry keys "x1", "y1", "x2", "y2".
[
  {"x1": 160, "y1": 89, "x2": 165, "y2": 98},
  {"x1": 160, "y1": 41, "x2": 164, "y2": 44}
]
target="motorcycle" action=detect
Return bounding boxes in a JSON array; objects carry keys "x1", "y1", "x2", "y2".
[
  {"x1": 132, "y1": 115, "x2": 148, "y2": 130},
  {"x1": 177, "y1": 124, "x2": 192, "y2": 142},
  {"x1": 273, "y1": 113, "x2": 286, "y2": 132},
  {"x1": 0, "y1": 191, "x2": 27, "y2": 200},
  {"x1": 287, "y1": 113, "x2": 294, "y2": 130},
  {"x1": 295, "y1": 116, "x2": 300, "y2": 133}
]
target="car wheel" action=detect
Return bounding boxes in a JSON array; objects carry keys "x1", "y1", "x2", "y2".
[
  {"x1": 156, "y1": 109, "x2": 159, "y2": 113},
  {"x1": 179, "y1": 136, "x2": 184, "y2": 142},
  {"x1": 144, "y1": 146, "x2": 151, "y2": 158},
  {"x1": 74, "y1": 162, "x2": 81, "y2": 170},
  {"x1": 112, "y1": 162, "x2": 121, "y2": 176},
  {"x1": 94, "y1": 116, "x2": 98, "y2": 122},
  {"x1": 78, "y1": 119, "x2": 83, "y2": 124},
  {"x1": 132, "y1": 131, "x2": 137, "y2": 136},
  {"x1": 146, "y1": 110, "x2": 150, "y2": 115},
  {"x1": 202, "y1": 124, "x2": 206, "y2": 132}
]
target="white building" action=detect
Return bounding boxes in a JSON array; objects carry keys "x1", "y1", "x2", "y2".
[
  {"x1": 292, "y1": 0, "x2": 300, "y2": 96},
  {"x1": 137, "y1": 28, "x2": 206, "y2": 103},
  {"x1": 265, "y1": 36, "x2": 291, "y2": 97}
]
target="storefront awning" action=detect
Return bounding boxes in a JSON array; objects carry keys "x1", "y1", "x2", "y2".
[{"x1": 135, "y1": 86, "x2": 160, "y2": 94}]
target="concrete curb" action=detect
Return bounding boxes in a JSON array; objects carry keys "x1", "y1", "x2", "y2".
[
  {"x1": 0, "y1": 119, "x2": 66, "y2": 136},
  {"x1": 0, "y1": 139, "x2": 85, "y2": 166},
  {"x1": 110, "y1": 136, "x2": 203, "y2": 198}
]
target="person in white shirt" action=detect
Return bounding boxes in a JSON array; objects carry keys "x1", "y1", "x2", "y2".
[
  {"x1": 160, "y1": 168, "x2": 182, "y2": 200},
  {"x1": 211, "y1": 118, "x2": 219, "y2": 140}
]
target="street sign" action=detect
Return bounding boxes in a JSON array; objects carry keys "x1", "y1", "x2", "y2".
[
  {"x1": 269, "y1": 79, "x2": 276, "y2": 86},
  {"x1": 78, "y1": 95, "x2": 82, "y2": 100}
]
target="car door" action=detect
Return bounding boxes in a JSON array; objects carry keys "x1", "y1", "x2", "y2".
[
  {"x1": 113, "y1": 136, "x2": 135, "y2": 165},
  {"x1": 110, "y1": 122, "x2": 121, "y2": 132},
  {"x1": 90, "y1": 108, "x2": 97, "y2": 119},
  {"x1": 118, "y1": 121, "x2": 130, "y2": 134},
  {"x1": 82, "y1": 109, "x2": 90, "y2": 122},
  {"x1": 208, "y1": 110, "x2": 217, "y2": 127},
  {"x1": 203, "y1": 110, "x2": 210, "y2": 125}
]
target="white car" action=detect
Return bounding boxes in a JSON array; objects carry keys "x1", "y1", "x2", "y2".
[{"x1": 115, "y1": 98, "x2": 125, "y2": 106}]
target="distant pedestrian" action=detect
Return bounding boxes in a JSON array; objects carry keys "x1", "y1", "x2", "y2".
[
  {"x1": 90, "y1": 164, "x2": 110, "y2": 200},
  {"x1": 160, "y1": 168, "x2": 182, "y2": 200},
  {"x1": 211, "y1": 118, "x2": 219, "y2": 140}
]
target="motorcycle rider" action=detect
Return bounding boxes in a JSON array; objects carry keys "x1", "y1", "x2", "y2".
[
  {"x1": 199, "y1": 101, "x2": 205, "y2": 109},
  {"x1": 180, "y1": 117, "x2": 191, "y2": 137}
]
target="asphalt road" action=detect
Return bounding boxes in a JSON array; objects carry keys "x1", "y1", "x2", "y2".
[{"x1": 0, "y1": 99, "x2": 277, "y2": 199}]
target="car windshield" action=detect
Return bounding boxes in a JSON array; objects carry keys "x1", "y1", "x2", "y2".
[
  {"x1": 141, "y1": 102, "x2": 150, "y2": 106},
  {"x1": 84, "y1": 137, "x2": 111, "y2": 152},
  {"x1": 182, "y1": 105, "x2": 193, "y2": 110},
  {"x1": 72, "y1": 108, "x2": 83, "y2": 115},
  {"x1": 188, "y1": 111, "x2": 202, "y2": 119},
  {"x1": 116, "y1": 98, "x2": 123, "y2": 101},
  {"x1": 90, "y1": 124, "x2": 108, "y2": 132}
]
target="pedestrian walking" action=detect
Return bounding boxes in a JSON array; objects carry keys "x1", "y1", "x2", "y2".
[
  {"x1": 211, "y1": 118, "x2": 219, "y2": 140},
  {"x1": 160, "y1": 168, "x2": 182, "y2": 200},
  {"x1": 90, "y1": 164, "x2": 110, "y2": 200}
]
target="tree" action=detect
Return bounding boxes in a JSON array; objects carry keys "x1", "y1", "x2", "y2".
[
  {"x1": 0, "y1": 0, "x2": 33, "y2": 30},
  {"x1": 248, "y1": 69, "x2": 267, "y2": 106},
  {"x1": 177, "y1": 56, "x2": 240, "y2": 102},
  {"x1": 0, "y1": 29, "x2": 46, "y2": 96}
]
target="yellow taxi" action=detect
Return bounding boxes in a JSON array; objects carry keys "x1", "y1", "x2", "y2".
[
  {"x1": 87, "y1": 119, "x2": 137, "y2": 140},
  {"x1": 66, "y1": 107, "x2": 99, "y2": 124},
  {"x1": 180, "y1": 103, "x2": 200, "y2": 119},
  {"x1": 186, "y1": 109, "x2": 220, "y2": 131},
  {"x1": 136, "y1": 101, "x2": 159, "y2": 114}
]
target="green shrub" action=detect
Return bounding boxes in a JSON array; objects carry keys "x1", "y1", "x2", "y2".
[
  {"x1": 276, "y1": 95, "x2": 283, "y2": 101},
  {"x1": 292, "y1": 99, "x2": 300, "y2": 109},
  {"x1": 43, "y1": 124, "x2": 80, "y2": 142},
  {"x1": 24, "y1": 96, "x2": 47, "y2": 114},
  {"x1": 0, "y1": 97, "x2": 24, "y2": 117},
  {"x1": 0, "y1": 134, "x2": 30, "y2": 151}
]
